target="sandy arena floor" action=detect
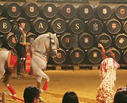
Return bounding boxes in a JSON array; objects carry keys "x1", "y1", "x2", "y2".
[{"x1": 0, "y1": 69, "x2": 127, "y2": 103}]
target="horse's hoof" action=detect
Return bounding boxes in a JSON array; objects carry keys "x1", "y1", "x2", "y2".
[
  {"x1": 40, "y1": 89, "x2": 44, "y2": 93},
  {"x1": 38, "y1": 97, "x2": 44, "y2": 103},
  {"x1": 12, "y1": 94, "x2": 17, "y2": 100}
]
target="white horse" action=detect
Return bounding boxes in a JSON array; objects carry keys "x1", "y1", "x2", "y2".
[{"x1": 0, "y1": 32, "x2": 59, "y2": 97}]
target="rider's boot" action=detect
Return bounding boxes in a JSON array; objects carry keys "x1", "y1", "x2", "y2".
[{"x1": 17, "y1": 58, "x2": 25, "y2": 79}]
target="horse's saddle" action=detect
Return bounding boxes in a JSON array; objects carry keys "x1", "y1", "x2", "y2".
[{"x1": 7, "y1": 49, "x2": 31, "y2": 73}]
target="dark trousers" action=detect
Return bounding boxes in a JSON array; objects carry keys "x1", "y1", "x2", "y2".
[
  {"x1": 15, "y1": 44, "x2": 26, "y2": 75},
  {"x1": 17, "y1": 59, "x2": 25, "y2": 75}
]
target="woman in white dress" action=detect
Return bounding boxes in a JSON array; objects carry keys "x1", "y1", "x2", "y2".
[{"x1": 96, "y1": 44, "x2": 120, "y2": 103}]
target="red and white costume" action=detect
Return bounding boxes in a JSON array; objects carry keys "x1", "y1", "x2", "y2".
[{"x1": 96, "y1": 57, "x2": 120, "y2": 103}]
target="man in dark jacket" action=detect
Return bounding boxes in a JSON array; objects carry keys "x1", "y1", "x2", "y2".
[{"x1": 14, "y1": 18, "x2": 27, "y2": 78}]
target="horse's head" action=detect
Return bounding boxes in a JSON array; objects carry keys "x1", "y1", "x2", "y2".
[
  {"x1": 31, "y1": 32, "x2": 59, "y2": 58},
  {"x1": 46, "y1": 32, "x2": 59, "y2": 58}
]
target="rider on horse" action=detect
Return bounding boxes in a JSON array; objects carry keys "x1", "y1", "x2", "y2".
[{"x1": 14, "y1": 17, "x2": 30, "y2": 78}]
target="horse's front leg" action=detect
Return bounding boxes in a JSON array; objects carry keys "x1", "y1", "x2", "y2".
[
  {"x1": 36, "y1": 69, "x2": 50, "y2": 93},
  {"x1": 35, "y1": 69, "x2": 50, "y2": 102},
  {"x1": 32, "y1": 55, "x2": 50, "y2": 93},
  {"x1": 3, "y1": 70, "x2": 16, "y2": 96}
]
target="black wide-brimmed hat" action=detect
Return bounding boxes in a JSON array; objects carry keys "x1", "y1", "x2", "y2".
[{"x1": 16, "y1": 17, "x2": 27, "y2": 23}]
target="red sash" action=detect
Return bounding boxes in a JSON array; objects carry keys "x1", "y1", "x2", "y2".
[{"x1": 25, "y1": 49, "x2": 31, "y2": 73}]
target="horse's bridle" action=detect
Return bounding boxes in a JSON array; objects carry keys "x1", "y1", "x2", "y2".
[
  {"x1": 32, "y1": 33, "x2": 59, "y2": 62},
  {"x1": 47, "y1": 33, "x2": 59, "y2": 59},
  {"x1": 32, "y1": 35, "x2": 54, "y2": 63},
  {"x1": 48, "y1": 33, "x2": 52, "y2": 55}
]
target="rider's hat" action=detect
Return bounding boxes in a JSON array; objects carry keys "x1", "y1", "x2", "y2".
[{"x1": 16, "y1": 17, "x2": 27, "y2": 24}]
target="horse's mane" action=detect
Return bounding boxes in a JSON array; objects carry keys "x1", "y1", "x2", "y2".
[
  {"x1": 31, "y1": 33, "x2": 48, "y2": 47},
  {"x1": 31, "y1": 32, "x2": 59, "y2": 54},
  {"x1": 31, "y1": 33, "x2": 52, "y2": 52},
  {"x1": 32, "y1": 32, "x2": 57, "y2": 47}
]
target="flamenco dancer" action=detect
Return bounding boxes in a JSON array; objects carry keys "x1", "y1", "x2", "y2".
[{"x1": 96, "y1": 43, "x2": 120, "y2": 103}]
